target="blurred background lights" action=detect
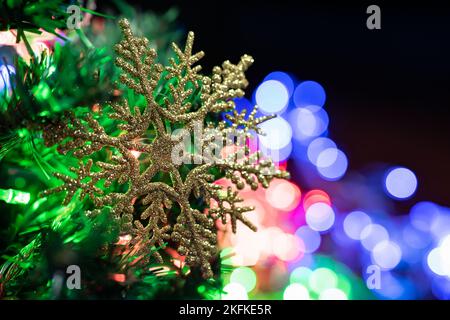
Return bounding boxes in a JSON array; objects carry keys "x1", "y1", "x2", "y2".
[
  {"x1": 232, "y1": 229, "x2": 262, "y2": 266},
  {"x1": 263, "y1": 71, "x2": 295, "y2": 97},
  {"x1": 260, "y1": 226, "x2": 284, "y2": 256},
  {"x1": 402, "y1": 224, "x2": 431, "y2": 250},
  {"x1": 384, "y1": 167, "x2": 418, "y2": 199},
  {"x1": 440, "y1": 235, "x2": 450, "y2": 252},
  {"x1": 219, "y1": 247, "x2": 235, "y2": 265},
  {"x1": 343, "y1": 211, "x2": 372, "y2": 240},
  {"x1": 372, "y1": 240, "x2": 402, "y2": 270},
  {"x1": 316, "y1": 148, "x2": 339, "y2": 168},
  {"x1": 319, "y1": 288, "x2": 348, "y2": 300},
  {"x1": 409, "y1": 201, "x2": 441, "y2": 232},
  {"x1": 336, "y1": 276, "x2": 352, "y2": 297},
  {"x1": 316, "y1": 148, "x2": 348, "y2": 181},
  {"x1": 427, "y1": 247, "x2": 450, "y2": 276},
  {"x1": 272, "y1": 233, "x2": 303, "y2": 261},
  {"x1": 216, "y1": 70, "x2": 450, "y2": 300},
  {"x1": 206, "y1": 70, "x2": 450, "y2": 299},
  {"x1": 265, "y1": 179, "x2": 301, "y2": 211},
  {"x1": 293, "y1": 80, "x2": 326, "y2": 108},
  {"x1": 360, "y1": 224, "x2": 389, "y2": 251},
  {"x1": 307, "y1": 137, "x2": 337, "y2": 166},
  {"x1": 222, "y1": 283, "x2": 248, "y2": 300},
  {"x1": 375, "y1": 272, "x2": 405, "y2": 299},
  {"x1": 290, "y1": 267, "x2": 313, "y2": 286},
  {"x1": 259, "y1": 141, "x2": 292, "y2": 163},
  {"x1": 304, "y1": 105, "x2": 329, "y2": 136},
  {"x1": 429, "y1": 212, "x2": 450, "y2": 240},
  {"x1": 306, "y1": 202, "x2": 335, "y2": 232},
  {"x1": 255, "y1": 79, "x2": 289, "y2": 114},
  {"x1": 427, "y1": 235, "x2": 450, "y2": 277},
  {"x1": 288, "y1": 105, "x2": 329, "y2": 142},
  {"x1": 0, "y1": 64, "x2": 15, "y2": 91},
  {"x1": 291, "y1": 108, "x2": 316, "y2": 137},
  {"x1": 257, "y1": 117, "x2": 292, "y2": 150},
  {"x1": 432, "y1": 278, "x2": 450, "y2": 300},
  {"x1": 309, "y1": 268, "x2": 338, "y2": 294},
  {"x1": 303, "y1": 189, "x2": 331, "y2": 211},
  {"x1": 232, "y1": 97, "x2": 253, "y2": 113},
  {"x1": 283, "y1": 283, "x2": 310, "y2": 300},
  {"x1": 295, "y1": 226, "x2": 321, "y2": 253},
  {"x1": 230, "y1": 267, "x2": 257, "y2": 292}
]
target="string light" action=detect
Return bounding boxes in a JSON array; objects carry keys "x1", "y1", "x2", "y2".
[
  {"x1": 0, "y1": 188, "x2": 31, "y2": 205},
  {"x1": 0, "y1": 64, "x2": 15, "y2": 91}
]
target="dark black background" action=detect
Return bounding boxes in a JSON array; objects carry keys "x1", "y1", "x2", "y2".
[{"x1": 101, "y1": 1, "x2": 450, "y2": 206}]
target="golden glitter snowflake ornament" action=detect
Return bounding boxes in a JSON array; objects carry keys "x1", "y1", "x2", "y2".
[{"x1": 43, "y1": 19, "x2": 289, "y2": 278}]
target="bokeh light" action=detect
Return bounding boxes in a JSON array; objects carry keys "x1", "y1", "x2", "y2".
[
  {"x1": 303, "y1": 189, "x2": 331, "y2": 211},
  {"x1": 316, "y1": 148, "x2": 348, "y2": 181},
  {"x1": 372, "y1": 240, "x2": 402, "y2": 270},
  {"x1": 288, "y1": 105, "x2": 329, "y2": 142},
  {"x1": 427, "y1": 235, "x2": 450, "y2": 277},
  {"x1": 319, "y1": 288, "x2": 348, "y2": 300},
  {"x1": 259, "y1": 141, "x2": 293, "y2": 163},
  {"x1": 430, "y1": 212, "x2": 450, "y2": 240},
  {"x1": 217, "y1": 69, "x2": 450, "y2": 300},
  {"x1": 384, "y1": 167, "x2": 418, "y2": 200},
  {"x1": 307, "y1": 137, "x2": 337, "y2": 166},
  {"x1": 265, "y1": 179, "x2": 301, "y2": 211},
  {"x1": 272, "y1": 233, "x2": 304, "y2": 261},
  {"x1": 402, "y1": 223, "x2": 431, "y2": 250},
  {"x1": 255, "y1": 80, "x2": 289, "y2": 114},
  {"x1": 283, "y1": 283, "x2": 310, "y2": 300},
  {"x1": 295, "y1": 226, "x2": 321, "y2": 253},
  {"x1": 222, "y1": 283, "x2": 248, "y2": 300},
  {"x1": 343, "y1": 211, "x2": 372, "y2": 240},
  {"x1": 257, "y1": 117, "x2": 292, "y2": 150},
  {"x1": 375, "y1": 272, "x2": 405, "y2": 299},
  {"x1": 230, "y1": 267, "x2": 257, "y2": 292},
  {"x1": 290, "y1": 267, "x2": 313, "y2": 286},
  {"x1": 293, "y1": 80, "x2": 326, "y2": 108},
  {"x1": 409, "y1": 201, "x2": 440, "y2": 232},
  {"x1": 306, "y1": 202, "x2": 335, "y2": 232},
  {"x1": 360, "y1": 224, "x2": 389, "y2": 251},
  {"x1": 427, "y1": 247, "x2": 450, "y2": 276},
  {"x1": 263, "y1": 71, "x2": 295, "y2": 97},
  {"x1": 309, "y1": 268, "x2": 338, "y2": 294}
]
